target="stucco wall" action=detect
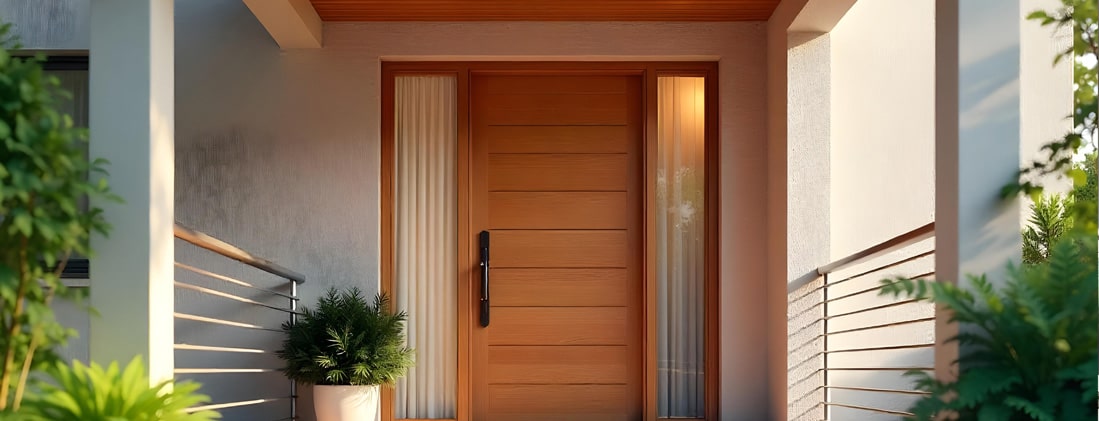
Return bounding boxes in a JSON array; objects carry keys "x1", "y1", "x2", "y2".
[
  {"x1": 829, "y1": 0, "x2": 936, "y2": 258},
  {"x1": 825, "y1": 1, "x2": 936, "y2": 418},
  {"x1": 0, "y1": 0, "x2": 88, "y2": 50},
  {"x1": 173, "y1": 1, "x2": 770, "y2": 420},
  {"x1": 785, "y1": 32, "x2": 830, "y2": 421}
]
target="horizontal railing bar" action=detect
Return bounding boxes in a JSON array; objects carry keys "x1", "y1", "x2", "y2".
[
  {"x1": 825, "y1": 367, "x2": 932, "y2": 371},
  {"x1": 176, "y1": 262, "x2": 297, "y2": 300},
  {"x1": 910, "y1": 270, "x2": 935, "y2": 279},
  {"x1": 827, "y1": 317, "x2": 935, "y2": 335},
  {"x1": 825, "y1": 385, "x2": 931, "y2": 396},
  {"x1": 825, "y1": 284, "x2": 890, "y2": 304},
  {"x1": 174, "y1": 223, "x2": 305, "y2": 284},
  {"x1": 186, "y1": 398, "x2": 289, "y2": 413},
  {"x1": 822, "y1": 401, "x2": 913, "y2": 416},
  {"x1": 173, "y1": 312, "x2": 282, "y2": 332},
  {"x1": 825, "y1": 250, "x2": 935, "y2": 288},
  {"x1": 824, "y1": 343, "x2": 934, "y2": 354},
  {"x1": 175, "y1": 368, "x2": 279, "y2": 374},
  {"x1": 818, "y1": 222, "x2": 934, "y2": 276},
  {"x1": 175, "y1": 281, "x2": 299, "y2": 315},
  {"x1": 174, "y1": 344, "x2": 269, "y2": 354},
  {"x1": 825, "y1": 299, "x2": 918, "y2": 320}
]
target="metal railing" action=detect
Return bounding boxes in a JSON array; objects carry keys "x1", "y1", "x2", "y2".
[
  {"x1": 816, "y1": 222, "x2": 935, "y2": 420},
  {"x1": 172, "y1": 224, "x2": 304, "y2": 421}
]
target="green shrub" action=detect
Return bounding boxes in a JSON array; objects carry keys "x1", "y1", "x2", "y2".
[
  {"x1": 19, "y1": 357, "x2": 219, "y2": 421},
  {"x1": 278, "y1": 287, "x2": 414, "y2": 386},
  {"x1": 0, "y1": 23, "x2": 115, "y2": 411},
  {"x1": 880, "y1": 235, "x2": 1097, "y2": 420}
]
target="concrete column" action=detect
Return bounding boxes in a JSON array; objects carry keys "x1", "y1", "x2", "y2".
[
  {"x1": 934, "y1": 0, "x2": 1024, "y2": 379},
  {"x1": 88, "y1": 0, "x2": 175, "y2": 383}
]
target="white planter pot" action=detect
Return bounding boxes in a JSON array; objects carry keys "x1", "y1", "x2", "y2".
[{"x1": 313, "y1": 385, "x2": 379, "y2": 421}]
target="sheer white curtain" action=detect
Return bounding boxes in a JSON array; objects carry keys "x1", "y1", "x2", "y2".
[
  {"x1": 656, "y1": 76, "x2": 706, "y2": 418},
  {"x1": 394, "y1": 76, "x2": 457, "y2": 419}
]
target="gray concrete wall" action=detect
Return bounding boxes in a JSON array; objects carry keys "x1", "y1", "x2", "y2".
[{"x1": 0, "y1": 0, "x2": 88, "y2": 50}]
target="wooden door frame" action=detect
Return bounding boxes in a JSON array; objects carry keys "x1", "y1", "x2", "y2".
[{"x1": 380, "y1": 61, "x2": 720, "y2": 421}]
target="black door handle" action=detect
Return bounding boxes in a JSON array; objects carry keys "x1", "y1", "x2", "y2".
[{"x1": 479, "y1": 230, "x2": 490, "y2": 327}]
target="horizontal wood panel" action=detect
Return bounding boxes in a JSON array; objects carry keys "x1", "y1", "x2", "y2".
[
  {"x1": 475, "y1": 76, "x2": 629, "y2": 94},
  {"x1": 312, "y1": 0, "x2": 781, "y2": 21},
  {"x1": 481, "y1": 93, "x2": 626, "y2": 112},
  {"x1": 487, "y1": 346, "x2": 629, "y2": 384},
  {"x1": 485, "y1": 384, "x2": 631, "y2": 421},
  {"x1": 480, "y1": 107, "x2": 626, "y2": 126},
  {"x1": 492, "y1": 230, "x2": 628, "y2": 268},
  {"x1": 480, "y1": 126, "x2": 630, "y2": 153},
  {"x1": 488, "y1": 154, "x2": 628, "y2": 191},
  {"x1": 489, "y1": 192, "x2": 628, "y2": 229},
  {"x1": 492, "y1": 268, "x2": 627, "y2": 307},
  {"x1": 488, "y1": 307, "x2": 627, "y2": 345}
]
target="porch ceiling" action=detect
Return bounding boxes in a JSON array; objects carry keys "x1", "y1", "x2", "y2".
[{"x1": 309, "y1": 0, "x2": 781, "y2": 22}]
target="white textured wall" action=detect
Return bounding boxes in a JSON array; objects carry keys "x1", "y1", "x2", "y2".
[
  {"x1": 1020, "y1": 0, "x2": 1074, "y2": 196},
  {"x1": 174, "y1": 1, "x2": 770, "y2": 420},
  {"x1": 785, "y1": 32, "x2": 830, "y2": 421},
  {"x1": 829, "y1": 0, "x2": 936, "y2": 258},
  {"x1": 826, "y1": 1, "x2": 936, "y2": 418}
]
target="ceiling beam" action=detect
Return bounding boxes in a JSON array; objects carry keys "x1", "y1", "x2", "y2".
[{"x1": 242, "y1": 0, "x2": 322, "y2": 49}]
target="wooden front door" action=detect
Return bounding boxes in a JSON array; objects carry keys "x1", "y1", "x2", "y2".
[{"x1": 470, "y1": 73, "x2": 644, "y2": 421}]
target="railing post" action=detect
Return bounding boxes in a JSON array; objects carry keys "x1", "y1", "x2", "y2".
[
  {"x1": 290, "y1": 279, "x2": 298, "y2": 421},
  {"x1": 821, "y1": 273, "x2": 829, "y2": 421}
]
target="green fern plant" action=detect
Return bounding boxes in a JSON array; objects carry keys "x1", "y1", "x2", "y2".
[
  {"x1": 18, "y1": 357, "x2": 219, "y2": 421},
  {"x1": 880, "y1": 235, "x2": 1097, "y2": 420},
  {"x1": 1021, "y1": 194, "x2": 1072, "y2": 264},
  {"x1": 278, "y1": 287, "x2": 414, "y2": 386}
]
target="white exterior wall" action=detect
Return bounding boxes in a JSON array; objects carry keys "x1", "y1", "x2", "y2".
[
  {"x1": 825, "y1": 2, "x2": 937, "y2": 418},
  {"x1": 829, "y1": 0, "x2": 937, "y2": 258}
]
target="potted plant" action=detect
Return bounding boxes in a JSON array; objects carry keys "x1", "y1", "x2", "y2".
[{"x1": 278, "y1": 287, "x2": 414, "y2": 421}]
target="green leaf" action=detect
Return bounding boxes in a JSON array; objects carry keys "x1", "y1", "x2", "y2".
[
  {"x1": 1068, "y1": 168, "x2": 1087, "y2": 187},
  {"x1": 12, "y1": 209, "x2": 32, "y2": 236}
]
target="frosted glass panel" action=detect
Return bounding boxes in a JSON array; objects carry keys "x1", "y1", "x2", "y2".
[
  {"x1": 656, "y1": 76, "x2": 706, "y2": 418},
  {"x1": 394, "y1": 76, "x2": 457, "y2": 419}
]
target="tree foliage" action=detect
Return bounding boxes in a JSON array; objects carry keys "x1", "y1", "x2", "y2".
[
  {"x1": 278, "y1": 287, "x2": 414, "y2": 386},
  {"x1": 880, "y1": 236, "x2": 1098, "y2": 420},
  {"x1": 1006, "y1": 0, "x2": 1098, "y2": 203},
  {"x1": 0, "y1": 23, "x2": 115, "y2": 411}
]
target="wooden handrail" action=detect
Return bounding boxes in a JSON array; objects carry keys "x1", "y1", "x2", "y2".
[
  {"x1": 816, "y1": 222, "x2": 935, "y2": 276},
  {"x1": 173, "y1": 223, "x2": 306, "y2": 284}
]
